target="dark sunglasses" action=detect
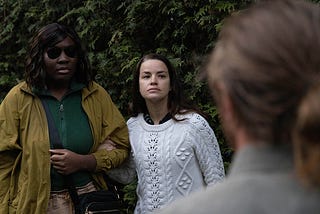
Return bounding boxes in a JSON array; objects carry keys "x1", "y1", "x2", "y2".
[{"x1": 46, "y1": 46, "x2": 78, "y2": 59}]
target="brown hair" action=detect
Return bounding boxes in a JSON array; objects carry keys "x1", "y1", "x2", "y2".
[
  {"x1": 208, "y1": 0, "x2": 320, "y2": 185},
  {"x1": 209, "y1": 0, "x2": 320, "y2": 144},
  {"x1": 294, "y1": 82, "x2": 320, "y2": 187}
]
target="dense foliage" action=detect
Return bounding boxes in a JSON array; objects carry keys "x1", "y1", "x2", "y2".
[
  {"x1": 0, "y1": 0, "x2": 252, "y2": 156},
  {"x1": 2, "y1": 0, "x2": 318, "y2": 212}
]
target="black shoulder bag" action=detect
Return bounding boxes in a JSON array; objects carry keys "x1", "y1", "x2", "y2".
[{"x1": 41, "y1": 99, "x2": 125, "y2": 214}]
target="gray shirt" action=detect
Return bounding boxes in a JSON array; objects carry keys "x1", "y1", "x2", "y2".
[{"x1": 157, "y1": 144, "x2": 320, "y2": 214}]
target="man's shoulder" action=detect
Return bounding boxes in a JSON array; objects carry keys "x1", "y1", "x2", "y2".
[
  {"x1": 156, "y1": 182, "x2": 226, "y2": 214},
  {"x1": 157, "y1": 174, "x2": 320, "y2": 214}
]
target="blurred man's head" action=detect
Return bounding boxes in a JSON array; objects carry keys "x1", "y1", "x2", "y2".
[{"x1": 207, "y1": 0, "x2": 320, "y2": 150}]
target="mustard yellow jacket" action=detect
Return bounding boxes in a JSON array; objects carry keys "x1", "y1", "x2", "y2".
[{"x1": 0, "y1": 81, "x2": 130, "y2": 214}]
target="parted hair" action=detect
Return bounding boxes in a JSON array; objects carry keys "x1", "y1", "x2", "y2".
[{"x1": 25, "y1": 23, "x2": 93, "y2": 89}]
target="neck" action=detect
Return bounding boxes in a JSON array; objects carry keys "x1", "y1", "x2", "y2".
[
  {"x1": 46, "y1": 81, "x2": 70, "y2": 101},
  {"x1": 233, "y1": 126, "x2": 255, "y2": 151},
  {"x1": 146, "y1": 101, "x2": 169, "y2": 125}
]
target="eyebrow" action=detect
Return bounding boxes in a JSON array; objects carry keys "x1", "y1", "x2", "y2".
[{"x1": 141, "y1": 70, "x2": 167, "y2": 74}]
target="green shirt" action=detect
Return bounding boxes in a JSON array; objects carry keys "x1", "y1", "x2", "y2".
[{"x1": 37, "y1": 82, "x2": 93, "y2": 190}]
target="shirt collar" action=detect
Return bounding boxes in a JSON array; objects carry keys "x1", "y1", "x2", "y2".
[
  {"x1": 143, "y1": 113, "x2": 172, "y2": 125},
  {"x1": 33, "y1": 79, "x2": 85, "y2": 96}
]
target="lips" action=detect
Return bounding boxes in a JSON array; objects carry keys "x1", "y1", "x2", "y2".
[
  {"x1": 147, "y1": 88, "x2": 160, "y2": 92},
  {"x1": 56, "y1": 67, "x2": 70, "y2": 73}
]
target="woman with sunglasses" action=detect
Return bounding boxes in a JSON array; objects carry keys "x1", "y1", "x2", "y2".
[{"x1": 0, "y1": 23, "x2": 130, "y2": 213}]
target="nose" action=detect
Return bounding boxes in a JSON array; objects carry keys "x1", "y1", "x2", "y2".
[
  {"x1": 150, "y1": 75, "x2": 157, "y2": 84},
  {"x1": 57, "y1": 51, "x2": 69, "y2": 63}
]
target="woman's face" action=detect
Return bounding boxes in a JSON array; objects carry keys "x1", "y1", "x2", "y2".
[
  {"x1": 43, "y1": 36, "x2": 78, "y2": 88},
  {"x1": 139, "y1": 59, "x2": 171, "y2": 104}
]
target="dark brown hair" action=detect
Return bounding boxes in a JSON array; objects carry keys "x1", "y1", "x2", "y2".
[
  {"x1": 131, "y1": 53, "x2": 203, "y2": 121},
  {"x1": 25, "y1": 23, "x2": 93, "y2": 89}
]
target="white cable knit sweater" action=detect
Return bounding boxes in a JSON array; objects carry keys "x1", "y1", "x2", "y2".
[{"x1": 108, "y1": 112, "x2": 225, "y2": 214}]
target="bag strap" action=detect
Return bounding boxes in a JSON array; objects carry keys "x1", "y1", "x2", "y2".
[
  {"x1": 40, "y1": 98, "x2": 81, "y2": 213},
  {"x1": 40, "y1": 99, "x2": 63, "y2": 149}
]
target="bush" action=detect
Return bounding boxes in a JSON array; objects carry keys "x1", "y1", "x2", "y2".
[{"x1": 1, "y1": 0, "x2": 283, "y2": 211}]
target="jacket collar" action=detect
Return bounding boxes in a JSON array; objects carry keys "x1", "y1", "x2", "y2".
[
  {"x1": 20, "y1": 81, "x2": 35, "y2": 96},
  {"x1": 81, "y1": 81, "x2": 99, "y2": 100}
]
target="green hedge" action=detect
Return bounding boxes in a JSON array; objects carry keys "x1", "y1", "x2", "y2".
[{"x1": 3, "y1": 0, "x2": 317, "y2": 212}]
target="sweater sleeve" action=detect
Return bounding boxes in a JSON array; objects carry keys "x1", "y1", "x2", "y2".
[
  {"x1": 105, "y1": 118, "x2": 137, "y2": 184},
  {"x1": 106, "y1": 151, "x2": 137, "y2": 184},
  {"x1": 0, "y1": 89, "x2": 22, "y2": 213},
  {"x1": 190, "y1": 113, "x2": 225, "y2": 185}
]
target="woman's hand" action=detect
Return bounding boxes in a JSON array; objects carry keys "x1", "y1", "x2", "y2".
[{"x1": 50, "y1": 149, "x2": 96, "y2": 175}]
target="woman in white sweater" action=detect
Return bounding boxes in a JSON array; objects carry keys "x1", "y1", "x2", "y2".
[{"x1": 108, "y1": 53, "x2": 225, "y2": 214}]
